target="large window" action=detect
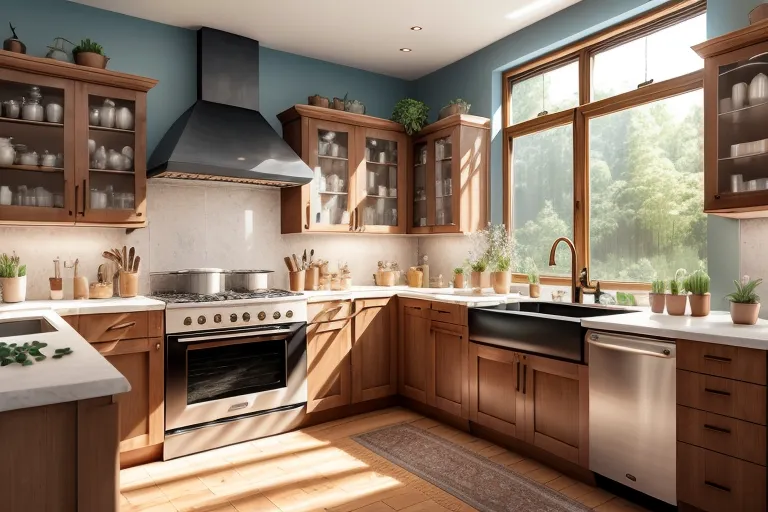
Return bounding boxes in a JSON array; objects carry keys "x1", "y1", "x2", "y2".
[{"x1": 503, "y1": 1, "x2": 706, "y2": 287}]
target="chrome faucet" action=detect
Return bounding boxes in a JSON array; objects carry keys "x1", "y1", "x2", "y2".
[{"x1": 548, "y1": 237, "x2": 601, "y2": 304}]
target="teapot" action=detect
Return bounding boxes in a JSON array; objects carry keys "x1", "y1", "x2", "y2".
[
  {"x1": 2, "y1": 99, "x2": 20, "y2": 119},
  {"x1": 21, "y1": 86, "x2": 44, "y2": 122}
]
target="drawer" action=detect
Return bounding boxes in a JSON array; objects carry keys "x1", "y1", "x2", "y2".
[
  {"x1": 678, "y1": 442, "x2": 766, "y2": 512},
  {"x1": 677, "y1": 405, "x2": 766, "y2": 466},
  {"x1": 308, "y1": 301, "x2": 352, "y2": 324},
  {"x1": 77, "y1": 312, "x2": 150, "y2": 343},
  {"x1": 677, "y1": 370, "x2": 767, "y2": 425},
  {"x1": 677, "y1": 339, "x2": 767, "y2": 385},
  {"x1": 429, "y1": 302, "x2": 466, "y2": 325}
]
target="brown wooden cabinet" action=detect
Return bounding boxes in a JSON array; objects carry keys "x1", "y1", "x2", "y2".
[
  {"x1": 0, "y1": 51, "x2": 156, "y2": 227},
  {"x1": 694, "y1": 22, "x2": 768, "y2": 217},
  {"x1": 409, "y1": 115, "x2": 489, "y2": 234},
  {"x1": 428, "y1": 321, "x2": 469, "y2": 418},
  {"x1": 469, "y1": 343, "x2": 523, "y2": 438},
  {"x1": 352, "y1": 298, "x2": 397, "y2": 403},
  {"x1": 307, "y1": 317, "x2": 352, "y2": 413},
  {"x1": 399, "y1": 299, "x2": 431, "y2": 403},
  {"x1": 279, "y1": 105, "x2": 408, "y2": 234}
]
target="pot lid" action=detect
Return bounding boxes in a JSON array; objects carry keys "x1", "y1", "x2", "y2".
[{"x1": 229, "y1": 269, "x2": 274, "y2": 274}]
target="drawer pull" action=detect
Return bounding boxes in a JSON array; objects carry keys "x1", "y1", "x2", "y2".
[
  {"x1": 516, "y1": 361, "x2": 520, "y2": 392},
  {"x1": 107, "y1": 321, "x2": 136, "y2": 331},
  {"x1": 703, "y1": 424, "x2": 731, "y2": 434},
  {"x1": 704, "y1": 481, "x2": 731, "y2": 493},
  {"x1": 704, "y1": 388, "x2": 731, "y2": 397},
  {"x1": 523, "y1": 364, "x2": 527, "y2": 395},
  {"x1": 703, "y1": 355, "x2": 732, "y2": 363}
]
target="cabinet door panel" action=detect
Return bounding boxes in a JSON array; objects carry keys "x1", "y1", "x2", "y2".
[
  {"x1": 429, "y1": 321, "x2": 468, "y2": 418},
  {"x1": 469, "y1": 343, "x2": 520, "y2": 437},
  {"x1": 307, "y1": 319, "x2": 352, "y2": 412},
  {"x1": 352, "y1": 299, "x2": 397, "y2": 402},
  {"x1": 399, "y1": 302, "x2": 431, "y2": 403}
]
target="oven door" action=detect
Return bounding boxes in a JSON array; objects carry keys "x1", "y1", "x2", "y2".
[{"x1": 165, "y1": 322, "x2": 307, "y2": 432}]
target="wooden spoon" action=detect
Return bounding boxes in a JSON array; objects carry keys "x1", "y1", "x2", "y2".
[
  {"x1": 128, "y1": 247, "x2": 135, "y2": 271},
  {"x1": 132, "y1": 256, "x2": 140, "y2": 273},
  {"x1": 102, "y1": 251, "x2": 122, "y2": 269}
]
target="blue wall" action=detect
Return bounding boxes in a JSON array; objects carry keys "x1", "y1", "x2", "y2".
[{"x1": 2, "y1": 0, "x2": 411, "y2": 153}]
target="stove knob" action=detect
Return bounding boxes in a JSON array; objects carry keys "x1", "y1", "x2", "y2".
[
  {"x1": 273, "y1": 311, "x2": 281, "y2": 320},
  {"x1": 230, "y1": 313, "x2": 238, "y2": 323},
  {"x1": 183, "y1": 317, "x2": 192, "y2": 326},
  {"x1": 258, "y1": 311, "x2": 266, "y2": 321},
  {"x1": 243, "y1": 312, "x2": 251, "y2": 322},
  {"x1": 286, "y1": 310, "x2": 294, "y2": 319},
  {"x1": 214, "y1": 314, "x2": 222, "y2": 324},
  {"x1": 197, "y1": 315, "x2": 206, "y2": 325}
]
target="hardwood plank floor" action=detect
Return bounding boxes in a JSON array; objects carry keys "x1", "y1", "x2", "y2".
[{"x1": 120, "y1": 407, "x2": 650, "y2": 512}]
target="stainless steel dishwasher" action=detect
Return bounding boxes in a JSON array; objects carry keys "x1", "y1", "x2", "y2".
[{"x1": 587, "y1": 330, "x2": 676, "y2": 505}]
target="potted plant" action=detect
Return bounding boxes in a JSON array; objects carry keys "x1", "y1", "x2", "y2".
[
  {"x1": 469, "y1": 259, "x2": 489, "y2": 289},
  {"x1": 525, "y1": 258, "x2": 540, "y2": 298},
  {"x1": 332, "y1": 96, "x2": 346, "y2": 110},
  {"x1": 487, "y1": 224, "x2": 514, "y2": 295},
  {"x1": 650, "y1": 279, "x2": 666, "y2": 314},
  {"x1": 666, "y1": 269, "x2": 687, "y2": 316},
  {"x1": 391, "y1": 99, "x2": 430, "y2": 135},
  {"x1": 439, "y1": 98, "x2": 471, "y2": 119},
  {"x1": 453, "y1": 267, "x2": 465, "y2": 289},
  {"x1": 0, "y1": 253, "x2": 26, "y2": 303},
  {"x1": 726, "y1": 276, "x2": 763, "y2": 325},
  {"x1": 72, "y1": 38, "x2": 109, "y2": 69},
  {"x1": 687, "y1": 270, "x2": 711, "y2": 317},
  {"x1": 491, "y1": 253, "x2": 512, "y2": 294},
  {"x1": 308, "y1": 94, "x2": 330, "y2": 108}
]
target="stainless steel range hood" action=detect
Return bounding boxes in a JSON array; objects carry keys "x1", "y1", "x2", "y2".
[{"x1": 148, "y1": 28, "x2": 313, "y2": 187}]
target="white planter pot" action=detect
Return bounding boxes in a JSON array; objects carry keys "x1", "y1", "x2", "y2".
[{"x1": 1, "y1": 275, "x2": 26, "y2": 303}]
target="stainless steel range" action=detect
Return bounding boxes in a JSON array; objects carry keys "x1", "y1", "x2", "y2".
[{"x1": 151, "y1": 284, "x2": 308, "y2": 460}]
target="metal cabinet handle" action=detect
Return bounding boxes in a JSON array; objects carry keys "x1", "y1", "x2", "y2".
[
  {"x1": 703, "y1": 355, "x2": 731, "y2": 363},
  {"x1": 107, "y1": 321, "x2": 136, "y2": 331},
  {"x1": 522, "y1": 364, "x2": 527, "y2": 395},
  {"x1": 704, "y1": 481, "x2": 731, "y2": 493},
  {"x1": 704, "y1": 388, "x2": 731, "y2": 397},
  {"x1": 80, "y1": 179, "x2": 86, "y2": 215},
  {"x1": 304, "y1": 201, "x2": 310, "y2": 230},
  {"x1": 516, "y1": 361, "x2": 520, "y2": 392},
  {"x1": 74, "y1": 183, "x2": 79, "y2": 216},
  {"x1": 155, "y1": 343, "x2": 161, "y2": 351},
  {"x1": 703, "y1": 424, "x2": 731, "y2": 434}
]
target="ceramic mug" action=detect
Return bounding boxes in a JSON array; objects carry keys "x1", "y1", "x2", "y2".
[
  {"x1": 749, "y1": 73, "x2": 768, "y2": 105},
  {"x1": 733, "y1": 82, "x2": 749, "y2": 109}
]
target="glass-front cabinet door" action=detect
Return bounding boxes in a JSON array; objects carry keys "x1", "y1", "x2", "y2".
[
  {"x1": 411, "y1": 141, "x2": 429, "y2": 232},
  {"x1": 409, "y1": 127, "x2": 459, "y2": 234},
  {"x1": 355, "y1": 128, "x2": 406, "y2": 233},
  {"x1": 78, "y1": 83, "x2": 146, "y2": 224},
  {"x1": 433, "y1": 132, "x2": 456, "y2": 230},
  {"x1": 306, "y1": 119, "x2": 355, "y2": 231},
  {"x1": 0, "y1": 69, "x2": 75, "y2": 224}
]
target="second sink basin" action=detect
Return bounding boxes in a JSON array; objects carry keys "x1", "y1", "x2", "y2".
[
  {"x1": 0, "y1": 317, "x2": 56, "y2": 338},
  {"x1": 469, "y1": 301, "x2": 634, "y2": 363}
]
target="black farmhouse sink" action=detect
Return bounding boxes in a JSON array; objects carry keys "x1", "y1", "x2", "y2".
[{"x1": 468, "y1": 301, "x2": 634, "y2": 363}]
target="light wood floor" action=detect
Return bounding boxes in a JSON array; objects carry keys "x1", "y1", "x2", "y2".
[{"x1": 120, "y1": 407, "x2": 649, "y2": 512}]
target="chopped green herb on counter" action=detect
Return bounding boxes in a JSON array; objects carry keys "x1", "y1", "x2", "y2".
[{"x1": 0, "y1": 341, "x2": 72, "y2": 367}]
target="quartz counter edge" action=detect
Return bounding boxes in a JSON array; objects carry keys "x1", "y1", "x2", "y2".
[
  {"x1": 0, "y1": 296, "x2": 166, "y2": 316},
  {"x1": 301, "y1": 286, "x2": 524, "y2": 306}
]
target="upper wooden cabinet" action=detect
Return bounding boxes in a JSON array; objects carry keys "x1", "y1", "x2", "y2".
[
  {"x1": 409, "y1": 115, "x2": 489, "y2": 234},
  {"x1": 694, "y1": 21, "x2": 768, "y2": 218},
  {"x1": 0, "y1": 50, "x2": 156, "y2": 227},
  {"x1": 279, "y1": 105, "x2": 408, "y2": 234}
]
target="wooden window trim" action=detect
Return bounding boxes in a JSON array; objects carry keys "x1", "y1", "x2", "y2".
[{"x1": 502, "y1": 0, "x2": 706, "y2": 291}]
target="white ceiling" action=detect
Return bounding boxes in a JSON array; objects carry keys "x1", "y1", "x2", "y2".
[{"x1": 72, "y1": 0, "x2": 582, "y2": 80}]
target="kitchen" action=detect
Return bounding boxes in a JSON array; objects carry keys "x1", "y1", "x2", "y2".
[{"x1": 0, "y1": 0, "x2": 767, "y2": 511}]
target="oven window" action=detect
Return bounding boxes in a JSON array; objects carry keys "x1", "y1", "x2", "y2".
[{"x1": 187, "y1": 339, "x2": 286, "y2": 404}]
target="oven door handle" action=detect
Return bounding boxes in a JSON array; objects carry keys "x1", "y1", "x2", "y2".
[{"x1": 177, "y1": 328, "x2": 295, "y2": 343}]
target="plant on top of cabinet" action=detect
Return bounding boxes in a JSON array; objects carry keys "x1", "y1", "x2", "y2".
[
  {"x1": 73, "y1": 38, "x2": 109, "y2": 69},
  {"x1": 667, "y1": 268, "x2": 687, "y2": 316},
  {"x1": 650, "y1": 279, "x2": 666, "y2": 314},
  {"x1": 308, "y1": 94, "x2": 330, "y2": 108},
  {"x1": 726, "y1": 276, "x2": 762, "y2": 325},
  {"x1": 3, "y1": 23, "x2": 25, "y2": 54},
  {"x1": 686, "y1": 269, "x2": 711, "y2": 317},
  {"x1": 486, "y1": 223, "x2": 514, "y2": 295},
  {"x1": 0, "y1": 252, "x2": 26, "y2": 303},
  {"x1": 391, "y1": 98, "x2": 429, "y2": 135},
  {"x1": 439, "y1": 98, "x2": 471, "y2": 120}
]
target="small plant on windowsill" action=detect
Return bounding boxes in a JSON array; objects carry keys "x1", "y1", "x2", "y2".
[
  {"x1": 524, "y1": 257, "x2": 541, "y2": 299},
  {"x1": 726, "y1": 276, "x2": 762, "y2": 325},
  {"x1": 650, "y1": 279, "x2": 666, "y2": 314},
  {"x1": 666, "y1": 268, "x2": 687, "y2": 316},
  {"x1": 686, "y1": 270, "x2": 711, "y2": 317}
]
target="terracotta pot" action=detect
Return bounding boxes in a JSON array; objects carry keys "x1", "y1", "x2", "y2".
[
  {"x1": 730, "y1": 302, "x2": 761, "y2": 325},
  {"x1": 308, "y1": 95, "x2": 329, "y2": 108},
  {"x1": 470, "y1": 271, "x2": 491, "y2": 289},
  {"x1": 689, "y1": 293, "x2": 711, "y2": 317},
  {"x1": 0, "y1": 276, "x2": 26, "y2": 303},
  {"x1": 3, "y1": 39, "x2": 25, "y2": 54},
  {"x1": 454, "y1": 273, "x2": 465, "y2": 289},
  {"x1": 407, "y1": 269, "x2": 423, "y2": 288},
  {"x1": 438, "y1": 103, "x2": 470, "y2": 120},
  {"x1": 666, "y1": 294, "x2": 687, "y2": 316},
  {"x1": 649, "y1": 293, "x2": 666, "y2": 314},
  {"x1": 332, "y1": 98, "x2": 345, "y2": 110},
  {"x1": 529, "y1": 283, "x2": 540, "y2": 299},
  {"x1": 75, "y1": 52, "x2": 109, "y2": 69},
  {"x1": 491, "y1": 271, "x2": 511, "y2": 295},
  {"x1": 376, "y1": 270, "x2": 396, "y2": 287},
  {"x1": 289, "y1": 270, "x2": 305, "y2": 292},
  {"x1": 304, "y1": 267, "x2": 320, "y2": 291}
]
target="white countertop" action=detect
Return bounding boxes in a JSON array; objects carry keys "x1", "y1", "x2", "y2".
[
  {"x1": 0, "y1": 296, "x2": 166, "y2": 316},
  {"x1": 301, "y1": 286, "x2": 524, "y2": 306},
  {"x1": 0, "y1": 309, "x2": 130, "y2": 413},
  {"x1": 582, "y1": 310, "x2": 768, "y2": 350}
]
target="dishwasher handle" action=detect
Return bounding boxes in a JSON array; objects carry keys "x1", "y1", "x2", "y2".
[{"x1": 588, "y1": 332, "x2": 675, "y2": 358}]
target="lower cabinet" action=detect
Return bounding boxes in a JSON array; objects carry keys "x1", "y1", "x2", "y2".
[
  {"x1": 469, "y1": 343, "x2": 589, "y2": 467},
  {"x1": 352, "y1": 298, "x2": 397, "y2": 403},
  {"x1": 93, "y1": 337, "x2": 165, "y2": 453},
  {"x1": 428, "y1": 321, "x2": 469, "y2": 418},
  {"x1": 399, "y1": 300, "x2": 431, "y2": 403},
  {"x1": 307, "y1": 318, "x2": 352, "y2": 413}
]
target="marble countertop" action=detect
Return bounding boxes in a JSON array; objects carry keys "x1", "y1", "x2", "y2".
[
  {"x1": 301, "y1": 286, "x2": 525, "y2": 306},
  {"x1": 0, "y1": 309, "x2": 130, "y2": 413},
  {"x1": 0, "y1": 296, "x2": 166, "y2": 316},
  {"x1": 582, "y1": 310, "x2": 768, "y2": 350}
]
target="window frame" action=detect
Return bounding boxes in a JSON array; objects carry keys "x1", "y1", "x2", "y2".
[{"x1": 502, "y1": 0, "x2": 706, "y2": 290}]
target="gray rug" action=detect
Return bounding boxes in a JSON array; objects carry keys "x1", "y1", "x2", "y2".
[{"x1": 353, "y1": 423, "x2": 590, "y2": 512}]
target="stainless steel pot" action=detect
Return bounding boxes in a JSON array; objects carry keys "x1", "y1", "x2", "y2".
[
  {"x1": 227, "y1": 270, "x2": 273, "y2": 291},
  {"x1": 178, "y1": 268, "x2": 227, "y2": 294}
]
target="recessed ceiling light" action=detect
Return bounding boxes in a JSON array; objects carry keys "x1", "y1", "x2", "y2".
[
  {"x1": 410, "y1": 26, "x2": 422, "y2": 31},
  {"x1": 400, "y1": 48, "x2": 412, "y2": 52},
  {"x1": 237, "y1": 157, "x2": 246, "y2": 161}
]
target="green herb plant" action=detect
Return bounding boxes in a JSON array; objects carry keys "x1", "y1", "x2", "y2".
[
  {"x1": 0, "y1": 252, "x2": 25, "y2": 278},
  {"x1": 0, "y1": 340, "x2": 73, "y2": 367},
  {"x1": 651, "y1": 279, "x2": 666, "y2": 294},
  {"x1": 73, "y1": 38, "x2": 104, "y2": 56},
  {"x1": 453, "y1": 267, "x2": 464, "y2": 275},
  {"x1": 670, "y1": 268, "x2": 687, "y2": 295},
  {"x1": 484, "y1": 223, "x2": 515, "y2": 273},
  {"x1": 686, "y1": 270, "x2": 710, "y2": 295},
  {"x1": 726, "y1": 277, "x2": 763, "y2": 304},
  {"x1": 391, "y1": 99, "x2": 430, "y2": 135},
  {"x1": 469, "y1": 259, "x2": 487, "y2": 273},
  {"x1": 523, "y1": 257, "x2": 540, "y2": 284}
]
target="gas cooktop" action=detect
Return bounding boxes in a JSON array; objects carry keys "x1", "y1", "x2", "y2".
[{"x1": 150, "y1": 289, "x2": 301, "y2": 304}]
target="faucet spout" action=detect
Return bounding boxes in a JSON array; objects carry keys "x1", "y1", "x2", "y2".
[{"x1": 549, "y1": 237, "x2": 579, "y2": 303}]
